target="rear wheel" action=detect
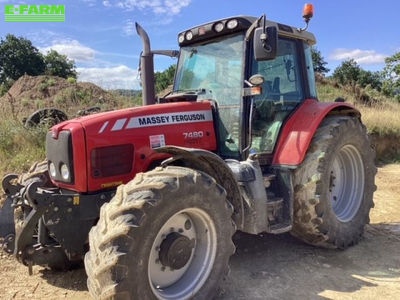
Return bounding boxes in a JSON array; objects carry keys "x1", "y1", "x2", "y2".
[
  {"x1": 291, "y1": 116, "x2": 376, "y2": 249},
  {"x1": 85, "y1": 166, "x2": 235, "y2": 299}
]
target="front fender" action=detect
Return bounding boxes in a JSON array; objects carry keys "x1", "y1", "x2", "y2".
[
  {"x1": 155, "y1": 146, "x2": 244, "y2": 229},
  {"x1": 272, "y1": 99, "x2": 360, "y2": 166}
]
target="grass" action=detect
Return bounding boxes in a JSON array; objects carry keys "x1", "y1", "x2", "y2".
[
  {"x1": 0, "y1": 119, "x2": 46, "y2": 175},
  {"x1": 317, "y1": 78, "x2": 400, "y2": 138},
  {"x1": 359, "y1": 105, "x2": 400, "y2": 137}
]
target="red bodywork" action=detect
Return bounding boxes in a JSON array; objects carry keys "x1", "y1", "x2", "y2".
[
  {"x1": 50, "y1": 101, "x2": 217, "y2": 193},
  {"x1": 49, "y1": 98, "x2": 357, "y2": 193},
  {"x1": 272, "y1": 99, "x2": 357, "y2": 166}
]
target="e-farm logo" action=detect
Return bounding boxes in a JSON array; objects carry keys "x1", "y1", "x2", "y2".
[{"x1": 5, "y1": 5, "x2": 65, "y2": 22}]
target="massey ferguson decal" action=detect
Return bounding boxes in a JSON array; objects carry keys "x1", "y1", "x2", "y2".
[
  {"x1": 126, "y1": 110, "x2": 213, "y2": 129},
  {"x1": 98, "y1": 110, "x2": 213, "y2": 133}
]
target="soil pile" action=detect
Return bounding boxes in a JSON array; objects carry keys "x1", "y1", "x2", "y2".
[{"x1": 0, "y1": 75, "x2": 116, "y2": 116}]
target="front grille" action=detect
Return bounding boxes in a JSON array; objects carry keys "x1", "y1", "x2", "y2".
[{"x1": 91, "y1": 144, "x2": 134, "y2": 178}]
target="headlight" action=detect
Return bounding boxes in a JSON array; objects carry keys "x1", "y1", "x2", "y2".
[
  {"x1": 185, "y1": 31, "x2": 193, "y2": 41},
  {"x1": 178, "y1": 34, "x2": 185, "y2": 43},
  {"x1": 49, "y1": 162, "x2": 56, "y2": 177},
  {"x1": 61, "y1": 164, "x2": 70, "y2": 180},
  {"x1": 227, "y1": 19, "x2": 238, "y2": 29},
  {"x1": 214, "y1": 22, "x2": 224, "y2": 32}
]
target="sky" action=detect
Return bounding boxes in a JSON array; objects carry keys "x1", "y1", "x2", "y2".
[{"x1": 0, "y1": 0, "x2": 399, "y2": 90}]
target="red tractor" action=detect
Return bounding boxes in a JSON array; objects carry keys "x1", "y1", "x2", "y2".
[{"x1": 2, "y1": 5, "x2": 376, "y2": 299}]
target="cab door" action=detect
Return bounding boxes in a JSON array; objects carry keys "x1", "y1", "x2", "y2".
[{"x1": 250, "y1": 38, "x2": 310, "y2": 155}]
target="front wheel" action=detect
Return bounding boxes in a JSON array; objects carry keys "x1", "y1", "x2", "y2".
[{"x1": 85, "y1": 166, "x2": 235, "y2": 299}]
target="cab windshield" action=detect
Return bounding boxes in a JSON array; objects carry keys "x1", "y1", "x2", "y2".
[
  {"x1": 174, "y1": 33, "x2": 244, "y2": 105},
  {"x1": 174, "y1": 33, "x2": 245, "y2": 157}
]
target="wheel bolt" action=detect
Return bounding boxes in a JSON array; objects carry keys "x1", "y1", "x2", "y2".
[
  {"x1": 178, "y1": 228, "x2": 184, "y2": 233},
  {"x1": 161, "y1": 266, "x2": 166, "y2": 272},
  {"x1": 184, "y1": 220, "x2": 191, "y2": 230}
]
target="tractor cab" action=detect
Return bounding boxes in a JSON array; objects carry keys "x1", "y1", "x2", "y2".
[{"x1": 155, "y1": 15, "x2": 317, "y2": 161}]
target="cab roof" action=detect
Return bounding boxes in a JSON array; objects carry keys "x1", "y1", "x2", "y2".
[{"x1": 178, "y1": 15, "x2": 316, "y2": 47}]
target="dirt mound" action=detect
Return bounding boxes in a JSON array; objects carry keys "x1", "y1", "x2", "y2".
[{"x1": 0, "y1": 75, "x2": 116, "y2": 116}]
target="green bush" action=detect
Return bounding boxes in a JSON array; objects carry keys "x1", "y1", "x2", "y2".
[{"x1": 67, "y1": 77, "x2": 77, "y2": 84}]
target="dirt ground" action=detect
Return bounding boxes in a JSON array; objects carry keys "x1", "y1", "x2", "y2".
[{"x1": 1, "y1": 164, "x2": 399, "y2": 300}]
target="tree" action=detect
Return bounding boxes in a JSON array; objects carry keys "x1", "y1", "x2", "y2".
[
  {"x1": 332, "y1": 59, "x2": 361, "y2": 85},
  {"x1": 44, "y1": 50, "x2": 77, "y2": 79},
  {"x1": 155, "y1": 64, "x2": 176, "y2": 93},
  {"x1": 358, "y1": 69, "x2": 382, "y2": 91},
  {"x1": 382, "y1": 52, "x2": 400, "y2": 101},
  {"x1": 311, "y1": 47, "x2": 330, "y2": 74},
  {"x1": 0, "y1": 34, "x2": 45, "y2": 83}
]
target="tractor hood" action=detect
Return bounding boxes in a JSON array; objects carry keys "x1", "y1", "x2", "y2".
[{"x1": 49, "y1": 101, "x2": 217, "y2": 192}]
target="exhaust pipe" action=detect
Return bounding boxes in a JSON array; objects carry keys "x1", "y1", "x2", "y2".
[{"x1": 136, "y1": 23, "x2": 156, "y2": 106}]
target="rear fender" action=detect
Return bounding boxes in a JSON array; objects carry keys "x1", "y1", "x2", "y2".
[
  {"x1": 155, "y1": 146, "x2": 243, "y2": 229},
  {"x1": 272, "y1": 99, "x2": 360, "y2": 166}
]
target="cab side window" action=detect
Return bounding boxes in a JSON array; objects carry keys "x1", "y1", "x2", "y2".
[
  {"x1": 250, "y1": 38, "x2": 304, "y2": 154},
  {"x1": 253, "y1": 39, "x2": 304, "y2": 102}
]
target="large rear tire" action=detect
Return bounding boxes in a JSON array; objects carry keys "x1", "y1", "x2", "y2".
[
  {"x1": 85, "y1": 166, "x2": 235, "y2": 300},
  {"x1": 291, "y1": 116, "x2": 376, "y2": 249}
]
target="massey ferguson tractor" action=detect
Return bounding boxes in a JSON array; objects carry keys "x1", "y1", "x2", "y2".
[{"x1": 2, "y1": 4, "x2": 376, "y2": 299}]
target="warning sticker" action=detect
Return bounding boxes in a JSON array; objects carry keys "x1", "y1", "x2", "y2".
[{"x1": 149, "y1": 134, "x2": 166, "y2": 149}]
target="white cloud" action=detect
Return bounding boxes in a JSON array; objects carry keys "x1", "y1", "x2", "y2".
[
  {"x1": 77, "y1": 65, "x2": 141, "y2": 90},
  {"x1": 40, "y1": 40, "x2": 96, "y2": 62},
  {"x1": 123, "y1": 19, "x2": 136, "y2": 36},
  {"x1": 330, "y1": 48, "x2": 387, "y2": 65},
  {"x1": 82, "y1": 0, "x2": 97, "y2": 7},
  {"x1": 104, "y1": 0, "x2": 192, "y2": 15}
]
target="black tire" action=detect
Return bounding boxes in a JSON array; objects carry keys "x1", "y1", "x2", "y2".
[
  {"x1": 15, "y1": 161, "x2": 74, "y2": 271},
  {"x1": 15, "y1": 160, "x2": 50, "y2": 236},
  {"x1": 85, "y1": 166, "x2": 235, "y2": 300},
  {"x1": 291, "y1": 116, "x2": 376, "y2": 249}
]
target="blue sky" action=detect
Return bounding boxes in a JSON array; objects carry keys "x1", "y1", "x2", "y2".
[{"x1": 1, "y1": 0, "x2": 399, "y2": 89}]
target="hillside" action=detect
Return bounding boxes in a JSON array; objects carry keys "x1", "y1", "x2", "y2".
[{"x1": 316, "y1": 76, "x2": 400, "y2": 161}]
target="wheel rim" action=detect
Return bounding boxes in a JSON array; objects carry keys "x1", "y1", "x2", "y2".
[
  {"x1": 329, "y1": 144, "x2": 365, "y2": 222},
  {"x1": 148, "y1": 208, "x2": 217, "y2": 299}
]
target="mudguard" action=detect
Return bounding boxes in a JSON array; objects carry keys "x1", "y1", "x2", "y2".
[
  {"x1": 155, "y1": 146, "x2": 244, "y2": 229},
  {"x1": 272, "y1": 99, "x2": 360, "y2": 166}
]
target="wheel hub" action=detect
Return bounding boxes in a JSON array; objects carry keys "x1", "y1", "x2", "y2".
[
  {"x1": 159, "y1": 232, "x2": 194, "y2": 270},
  {"x1": 329, "y1": 144, "x2": 365, "y2": 222},
  {"x1": 148, "y1": 208, "x2": 217, "y2": 299}
]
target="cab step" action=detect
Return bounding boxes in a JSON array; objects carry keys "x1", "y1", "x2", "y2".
[{"x1": 267, "y1": 197, "x2": 283, "y2": 222}]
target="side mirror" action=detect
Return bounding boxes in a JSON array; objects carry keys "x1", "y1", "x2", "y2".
[{"x1": 253, "y1": 26, "x2": 278, "y2": 61}]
